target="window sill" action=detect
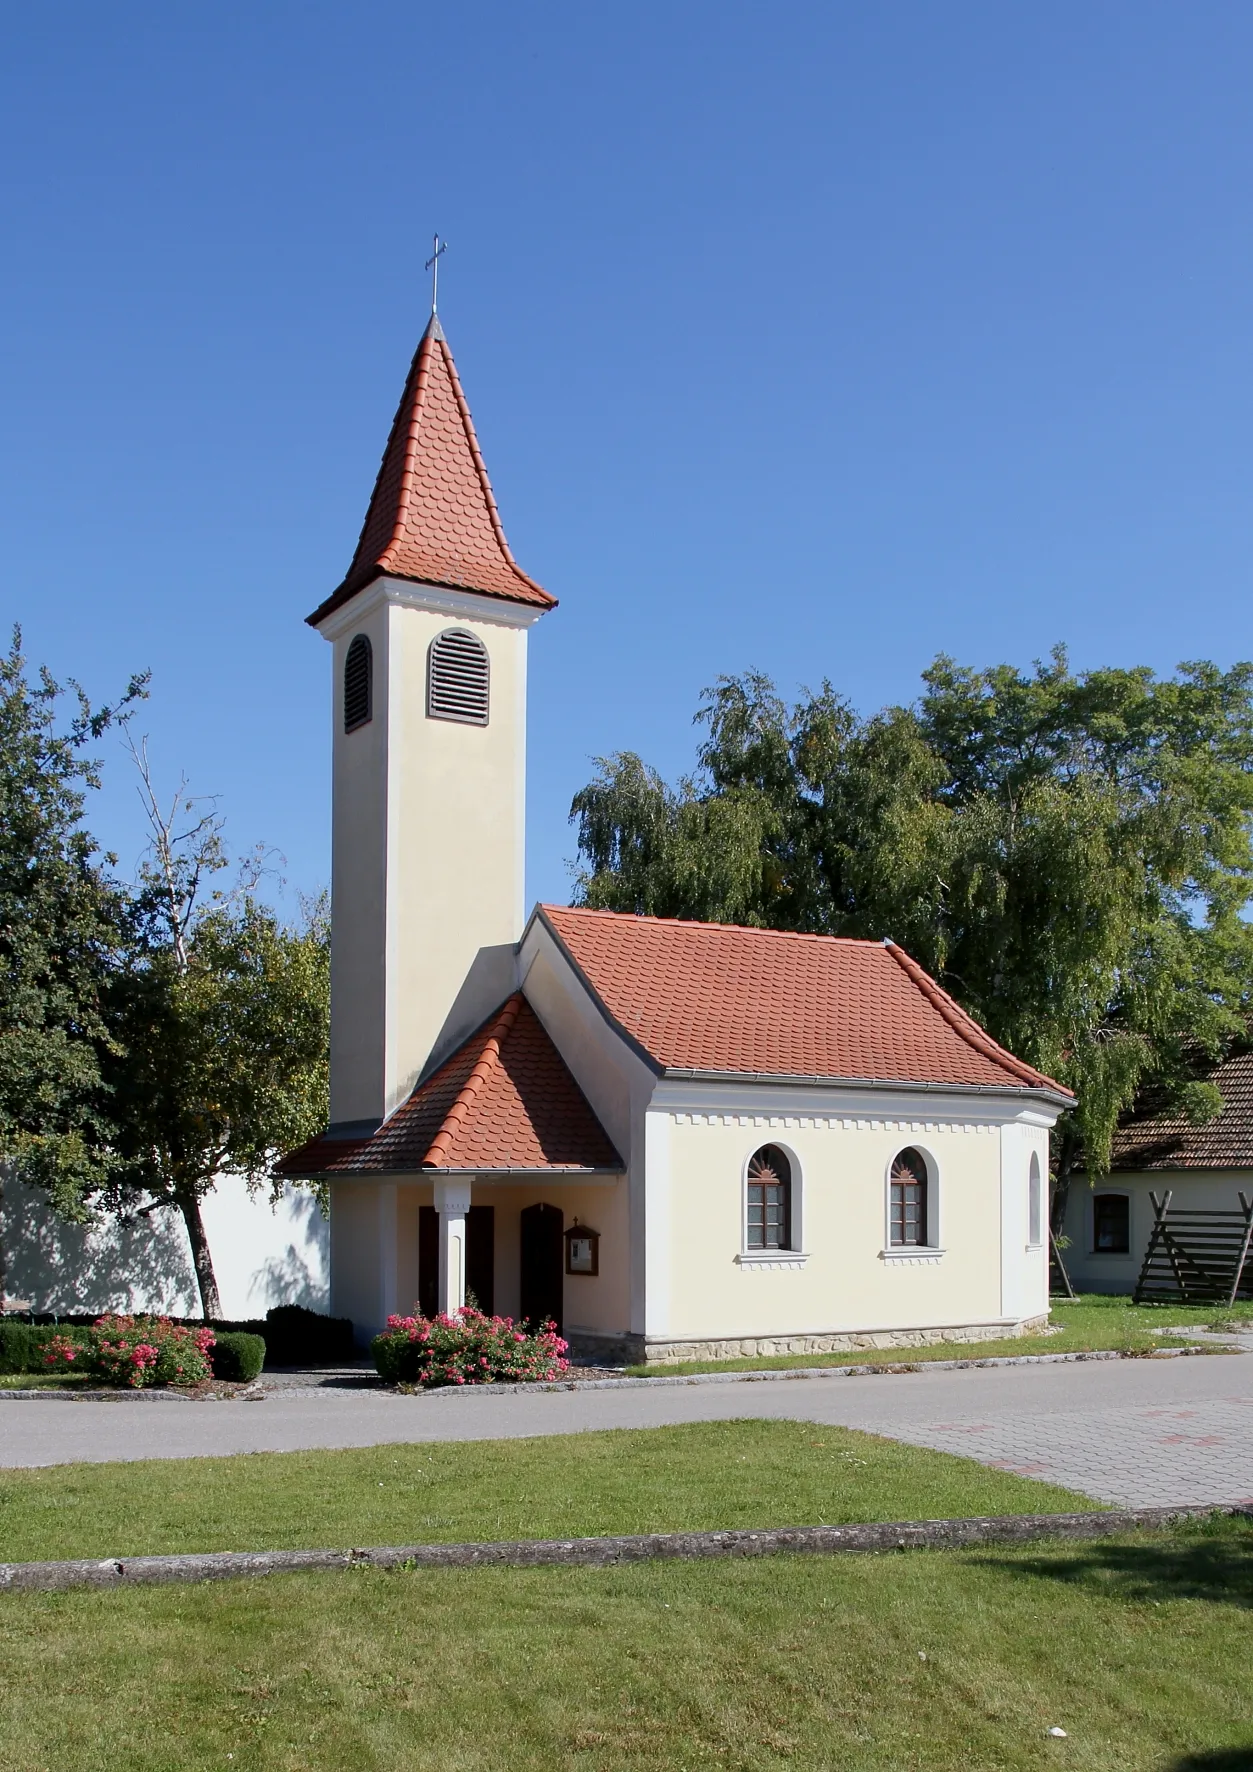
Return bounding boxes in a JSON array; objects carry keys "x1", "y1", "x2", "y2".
[
  {"x1": 880, "y1": 1246, "x2": 945, "y2": 1264},
  {"x1": 1025, "y1": 1242, "x2": 1044, "y2": 1253},
  {"x1": 735, "y1": 1251, "x2": 809, "y2": 1269}
]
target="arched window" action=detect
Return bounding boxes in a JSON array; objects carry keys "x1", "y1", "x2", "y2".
[
  {"x1": 427, "y1": 627, "x2": 490, "y2": 726},
  {"x1": 890, "y1": 1147, "x2": 928, "y2": 1248},
  {"x1": 343, "y1": 634, "x2": 372, "y2": 733},
  {"x1": 1028, "y1": 1151, "x2": 1043, "y2": 1246},
  {"x1": 747, "y1": 1145, "x2": 792, "y2": 1251}
]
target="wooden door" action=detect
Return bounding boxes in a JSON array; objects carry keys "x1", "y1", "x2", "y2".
[
  {"x1": 418, "y1": 1203, "x2": 494, "y2": 1316},
  {"x1": 519, "y1": 1202, "x2": 564, "y2": 1332},
  {"x1": 466, "y1": 1205, "x2": 495, "y2": 1315}
]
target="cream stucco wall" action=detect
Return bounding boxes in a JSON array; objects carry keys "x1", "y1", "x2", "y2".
[
  {"x1": 321, "y1": 579, "x2": 542, "y2": 1129},
  {"x1": 660, "y1": 1113, "x2": 1002, "y2": 1339},
  {"x1": 1059, "y1": 1168, "x2": 1253, "y2": 1296}
]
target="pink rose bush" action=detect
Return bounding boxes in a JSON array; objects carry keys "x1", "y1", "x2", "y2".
[
  {"x1": 371, "y1": 1305, "x2": 569, "y2": 1388},
  {"x1": 44, "y1": 1315, "x2": 216, "y2": 1389}
]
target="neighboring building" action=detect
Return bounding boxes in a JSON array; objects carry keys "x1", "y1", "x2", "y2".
[
  {"x1": 1057, "y1": 1052, "x2": 1253, "y2": 1296},
  {"x1": 278, "y1": 309, "x2": 1074, "y2": 1362}
]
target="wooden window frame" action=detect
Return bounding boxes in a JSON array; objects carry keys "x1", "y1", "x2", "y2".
[
  {"x1": 745, "y1": 1145, "x2": 793, "y2": 1253},
  {"x1": 889, "y1": 1147, "x2": 929, "y2": 1249}
]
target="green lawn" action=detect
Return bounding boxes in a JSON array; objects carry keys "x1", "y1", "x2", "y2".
[
  {"x1": 0, "y1": 1421, "x2": 1100, "y2": 1566},
  {"x1": 622, "y1": 1294, "x2": 1241, "y2": 1376},
  {"x1": 1, "y1": 1517, "x2": 1250, "y2": 1771}
]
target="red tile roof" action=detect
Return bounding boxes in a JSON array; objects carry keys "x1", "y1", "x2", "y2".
[
  {"x1": 277, "y1": 995, "x2": 620, "y2": 1178},
  {"x1": 1107, "y1": 1051, "x2": 1253, "y2": 1171},
  {"x1": 539, "y1": 906, "x2": 1071, "y2": 1098},
  {"x1": 308, "y1": 317, "x2": 555, "y2": 627}
]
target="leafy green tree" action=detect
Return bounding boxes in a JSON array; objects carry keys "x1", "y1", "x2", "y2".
[
  {"x1": 104, "y1": 745, "x2": 330, "y2": 1319},
  {"x1": 571, "y1": 650, "x2": 1253, "y2": 1189},
  {"x1": 0, "y1": 633, "x2": 143, "y2": 1230}
]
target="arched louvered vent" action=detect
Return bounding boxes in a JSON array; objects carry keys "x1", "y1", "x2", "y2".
[
  {"x1": 343, "y1": 634, "x2": 372, "y2": 733},
  {"x1": 427, "y1": 628, "x2": 490, "y2": 726}
]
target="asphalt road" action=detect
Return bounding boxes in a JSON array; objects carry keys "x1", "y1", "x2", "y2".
[{"x1": 2, "y1": 1353, "x2": 1251, "y2": 1508}]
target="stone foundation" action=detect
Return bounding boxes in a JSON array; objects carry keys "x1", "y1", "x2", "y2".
[{"x1": 569, "y1": 1315, "x2": 1050, "y2": 1368}]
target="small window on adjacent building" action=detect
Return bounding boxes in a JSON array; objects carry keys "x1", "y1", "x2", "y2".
[
  {"x1": 427, "y1": 627, "x2": 489, "y2": 725},
  {"x1": 344, "y1": 634, "x2": 373, "y2": 733},
  {"x1": 747, "y1": 1145, "x2": 792, "y2": 1250},
  {"x1": 1093, "y1": 1193, "x2": 1130, "y2": 1254},
  {"x1": 1028, "y1": 1151, "x2": 1043, "y2": 1247},
  {"x1": 890, "y1": 1147, "x2": 929, "y2": 1248}
]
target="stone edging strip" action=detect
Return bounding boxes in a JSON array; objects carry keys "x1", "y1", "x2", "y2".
[
  {"x1": 1, "y1": 1505, "x2": 1245, "y2": 1594},
  {"x1": 0, "y1": 1342, "x2": 1228, "y2": 1401}
]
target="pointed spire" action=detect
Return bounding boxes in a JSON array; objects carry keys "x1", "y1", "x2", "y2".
[{"x1": 309, "y1": 316, "x2": 554, "y2": 625}]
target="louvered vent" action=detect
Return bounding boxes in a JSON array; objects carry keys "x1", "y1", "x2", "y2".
[
  {"x1": 343, "y1": 634, "x2": 372, "y2": 733},
  {"x1": 428, "y1": 628, "x2": 490, "y2": 726}
]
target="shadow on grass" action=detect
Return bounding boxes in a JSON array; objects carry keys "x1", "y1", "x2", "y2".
[
  {"x1": 1167, "y1": 1752, "x2": 1253, "y2": 1771},
  {"x1": 976, "y1": 1522, "x2": 1253, "y2": 1611}
]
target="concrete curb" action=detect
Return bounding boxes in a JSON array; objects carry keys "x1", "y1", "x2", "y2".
[
  {"x1": 0, "y1": 1384, "x2": 266, "y2": 1403},
  {"x1": 2, "y1": 1505, "x2": 1245, "y2": 1594},
  {"x1": 0, "y1": 1342, "x2": 1229, "y2": 1402}
]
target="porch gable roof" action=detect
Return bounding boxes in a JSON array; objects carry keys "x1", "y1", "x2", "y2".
[{"x1": 277, "y1": 994, "x2": 622, "y2": 1179}]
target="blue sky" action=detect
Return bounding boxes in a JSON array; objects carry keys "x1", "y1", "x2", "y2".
[{"x1": 2, "y1": 3, "x2": 1251, "y2": 912}]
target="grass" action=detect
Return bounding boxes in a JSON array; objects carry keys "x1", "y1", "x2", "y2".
[
  {"x1": 1, "y1": 1516, "x2": 1250, "y2": 1770},
  {"x1": 0, "y1": 1371, "x2": 98, "y2": 1390},
  {"x1": 0, "y1": 1420, "x2": 1101, "y2": 1566},
  {"x1": 620, "y1": 1293, "x2": 1244, "y2": 1376}
]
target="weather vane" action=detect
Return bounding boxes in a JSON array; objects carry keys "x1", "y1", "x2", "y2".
[{"x1": 425, "y1": 234, "x2": 448, "y2": 315}]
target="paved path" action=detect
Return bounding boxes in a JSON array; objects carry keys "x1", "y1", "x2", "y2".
[{"x1": 3, "y1": 1354, "x2": 1252, "y2": 1508}]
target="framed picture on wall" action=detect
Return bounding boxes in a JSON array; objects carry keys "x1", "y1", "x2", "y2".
[{"x1": 564, "y1": 1221, "x2": 600, "y2": 1276}]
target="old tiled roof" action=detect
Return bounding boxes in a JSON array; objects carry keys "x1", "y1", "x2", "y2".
[
  {"x1": 278, "y1": 995, "x2": 620, "y2": 1178},
  {"x1": 308, "y1": 316, "x2": 554, "y2": 627},
  {"x1": 1108, "y1": 1052, "x2": 1253, "y2": 1171},
  {"x1": 539, "y1": 906, "x2": 1071, "y2": 1097}
]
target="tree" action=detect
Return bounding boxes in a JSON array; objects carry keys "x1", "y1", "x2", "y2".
[
  {"x1": 0, "y1": 632, "x2": 144, "y2": 1239},
  {"x1": 571, "y1": 650, "x2": 1253, "y2": 1188},
  {"x1": 103, "y1": 744, "x2": 330, "y2": 1319}
]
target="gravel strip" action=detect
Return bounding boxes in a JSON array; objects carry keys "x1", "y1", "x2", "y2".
[{"x1": 1, "y1": 1505, "x2": 1244, "y2": 1594}]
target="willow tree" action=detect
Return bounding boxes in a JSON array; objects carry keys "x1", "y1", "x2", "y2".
[{"x1": 571, "y1": 649, "x2": 1253, "y2": 1190}]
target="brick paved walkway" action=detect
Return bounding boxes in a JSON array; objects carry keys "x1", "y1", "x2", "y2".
[{"x1": 887, "y1": 1394, "x2": 1253, "y2": 1508}]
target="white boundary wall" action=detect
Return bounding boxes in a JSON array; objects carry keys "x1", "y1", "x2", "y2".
[{"x1": 0, "y1": 1174, "x2": 329, "y2": 1319}]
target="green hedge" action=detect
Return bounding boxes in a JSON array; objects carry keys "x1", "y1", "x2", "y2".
[
  {"x1": 209, "y1": 1331, "x2": 266, "y2": 1383},
  {"x1": 0, "y1": 1322, "x2": 72, "y2": 1375},
  {"x1": 1, "y1": 1304, "x2": 353, "y2": 1370}
]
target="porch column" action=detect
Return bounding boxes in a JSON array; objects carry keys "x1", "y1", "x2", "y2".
[{"x1": 434, "y1": 1179, "x2": 472, "y2": 1316}]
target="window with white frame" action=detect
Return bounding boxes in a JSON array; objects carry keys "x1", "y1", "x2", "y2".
[
  {"x1": 1028, "y1": 1151, "x2": 1043, "y2": 1247},
  {"x1": 746, "y1": 1145, "x2": 793, "y2": 1251}
]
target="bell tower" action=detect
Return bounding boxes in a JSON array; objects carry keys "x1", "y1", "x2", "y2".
[{"x1": 308, "y1": 314, "x2": 555, "y2": 1133}]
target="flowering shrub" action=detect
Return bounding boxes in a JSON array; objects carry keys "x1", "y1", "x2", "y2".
[
  {"x1": 371, "y1": 1306, "x2": 569, "y2": 1388},
  {"x1": 44, "y1": 1315, "x2": 216, "y2": 1389}
]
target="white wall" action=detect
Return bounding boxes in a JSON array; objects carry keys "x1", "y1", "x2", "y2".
[{"x1": 1, "y1": 1175, "x2": 329, "y2": 1319}]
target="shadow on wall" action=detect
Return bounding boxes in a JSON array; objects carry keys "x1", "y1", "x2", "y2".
[
  {"x1": 249, "y1": 1188, "x2": 330, "y2": 1312},
  {"x1": 0, "y1": 1174, "x2": 197, "y2": 1315}
]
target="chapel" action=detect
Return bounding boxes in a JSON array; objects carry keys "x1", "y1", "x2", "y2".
[{"x1": 279, "y1": 309, "x2": 1073, "y2": 1363}]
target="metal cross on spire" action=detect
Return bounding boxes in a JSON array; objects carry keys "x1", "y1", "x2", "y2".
[{"x1": 425, "y1": 234, "x2": 448, "y2": 316}]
